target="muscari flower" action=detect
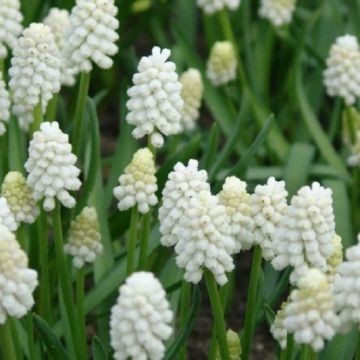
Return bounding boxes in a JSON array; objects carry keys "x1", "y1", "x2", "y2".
[
  {"x1": 126, "y1": 46, "x2": 184, "y2": 148},
  {"x1": 0, "y1": 72, "x2": 10, "y2": 135},
  {"x1": 0, "y1": 225, "x2": 38, "y2": 324},
  {"x1": 63, "y1": 0, "x2": 119, "y2": 74},
  {"x1": 179, "y1": 68, "x2": 203, "y2": 131},
  {"x1": 9, "y1": 23, "x2": 61, "y2": 130},
  {"x1": 0, "y1": 0, "x2": 23, "y2": 59},
  {"x1": 206, "y1": 41, "x2": 237, "y2": 86},
  {"x1": 259, "y1": 0, "x2": 297, "y2": 27},
  {"x1": 323, "y1": 35, "x2": 360, "y2": 105},
  {"x1": 159, "y1": 159, "x2": 210, "y2": 247},
  {"x1": 197, "y1": 0, "x2": 241, "y2": 15},
  {"x1": 1, "y1": 171, "x2": 39, "y2": 225},
  {"x1": 271, "y1": 300, "x2": 288, "y2": 349},
  {"x1": 272, "y1": 182, "x2": 335, "y2": 283},
  {"x1": 216, "y1": 329, "x2": 242, "y2": 360},
  {"x1": 25, "y1": 121, "x2": 81, "y2": 212},
  {"x1": 0, "y1": 197, "x2": 17, "y2": 232},
  {"x1": 113, "y1": 148, "x2": 157, "y2": 214},
  {"x1": 326, "y1": 234, "x2": 343, "y2": 284},
  {"x1": 110, "y1": 271, "x2": 173, "y2": 360}
]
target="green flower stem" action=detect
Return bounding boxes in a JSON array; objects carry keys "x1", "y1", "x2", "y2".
[
  {"x1": 204, "y1": 269, "x2": 230, "y2": 360},
  {"x1": 26, "y1": 313, "x2": 36, "y2": 360},
  {"x1": 0, "y1": 59, "x2": 4, "y2": 74},
  {"x1": 356, "y1": 330, "x2": 360, "y2": 360},
  {"x1": 46, "y1": 94, "x2": 59, "y2": 122},
  {"x1": 138, "y1": 211, "x2": 151, "y2": 269},
  {"x1": 0, "y1": 320, "x2": 17, "y2": 360},
  {"x1": 31, "y1": 100, "x2": 43, "y2": 135},
  {"x1": 16, "y1": 224, "x2": 27, "y2": 251},
  {"x1": 127, "y1": 206, "x2": 139, "y2": 275},
  {"x1": 178, "y1": 281, "x2": 192, "y2": 360},
  {"x1": 72, "y1": 71, "x2": 91, "y2": 156},
  {"x1": 299, "y1": 344, "x2": 317, "y2": 360},
  {"x1": 0, "y1": 133, "x2": 8, "y2": 182},
  {"x1": 8, "y1": 117, "x2": 24, "y2": 173},
  {"x1": 76, "y1": 267, "x2": 87, "y2": 351},
  {"x1": 53, "y1": 201, "x2": 87, "y2": 360},
  {"x1": 241, "y1": 245, "x2": 263, "y2": 360},
  {"x1": 346, "y1": 106, "x2": 357, "y2": 145},
  {"x1": 279, "y1": 333, "x2": 294, "y2": 360}
]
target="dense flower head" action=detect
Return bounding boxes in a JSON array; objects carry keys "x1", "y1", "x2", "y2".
[
  {"x1": 64, "y1": 207, "x2": 102, "y2": 268},
  {"x1": 1, "y1": 171, "x2": 39, "y2": 225},
  {"x1": 9, "y1": 23, "x2": 61, "y2": 131},
  {"x1": 175, "y1": 190, "x2": 235, "y2": 285},
  {"x1": 333, "y1": 236, "x2": 360, "y2": 332},
  {"x1": 179, "y1": 68, "x2": 203, "y2": 131},
  {"x1": 0, "y1": 72, "x2": 10, "y2": 135},
  {"x1": 251, "y1": 177, "x2": 288, "y2": 260},
  {"x1": 218, "y1": 176, "x2": 254, "y2": 252},
  {"x1": 259, "y1": 0, "x2": 297, "y2": 27},
  {"x1": 271, "y1": 301, "x2": 288, "y2": 349},
  {"x1": 113, "y1": 148, "x2": 157, "y2": 214},
  {"x1": 347, "y1": 136, "x2": 360, "y2": 167},
  {"x1": 197, "y1": 0, "x2": 241, "y2": 15},
  {"x1": 0, "y1": 0, "x2": 23, "y2": 59},
  {"x1": 323, "y1": 34, "x2": 360, "y2": 105},
  {"x1": 0, "y1": 225, "x2": 38, "y2": 324},
  {"x1": 207, "y1": 41, "x2": 237, "y2": 86},
  {"x1": 216, "y1": 329, "x2": 242, "y2": 360},
  {"x1": 327, "y1": 234, "x2": 343, "y2": 283},
  {"x1": 159, "y1": 159, "x2": 210, "y2": 247},
  {"x1": 110, "y1": 271, "x2": 173, "y2": 360},
  {"x1": 25, "y1": 121, "x2": 81, "y2": 212},
  {"x1": 63, "y1": 0, "x2": 119, "y2": 73},
  {"x1": 43, "y1": 8, "x2": 76, "y2": 86},
  {"x1": 272, "y1": 182, "x2": 335, "y2": 283},
  {"x1": 126, "y1": 46, "x2": 184, "y2": 148},
  {"x1": 0, "y1": 197, "x2": 17, "y2": 232},
  {"x1": 282, "y1": 269, "x2": 339, "y2": 351}
]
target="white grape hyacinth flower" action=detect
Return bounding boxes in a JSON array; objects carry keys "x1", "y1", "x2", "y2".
[
  {"x1": 259, "y1": 0, "x2": 297, "y2": 27},
  {"x1": 9, "y1": 23, "x2": 61, "y2": 131},
  {"x1": 323, "y1": 35, "x2": 360, "y2": 105},
  {"x1": 218, "y1": 176, "x2": 255, "y2": 252},
  {"x1": 251, "y1": 176, "x2": 288, "y2": 261},
  {"x1": 0, "y1": 0, "x2": 23, "y2": 59},
  {"x1": 272, "y1": 182, "x2": 335, "y2": 283},
  {"x1": 326, "y1": 234, "x2": 343, "y2": 284},
  {"x1": 333, "y1": 235, "x2": 360, "y2": 332},
  {"x1": 271, "y1": 301, "x2": 288, "y2": 349},
  {"x1": 63, "y1": 0, "x2": 119, "y2": 74},
  {"x1": 283, "y1": 269, "x2": 339, "y2": 351},
  {"x1": 126, "y1": 46, "x2": 184, "y2": 148},
  {"x1": 0, "y1": 72, "x2": 10, "y2": 135},
  {"x1": 113, "y1": 148, "x2": 157, "y2": 214},
  {"x1": 0, "y1": 225, "x2": 38, "y2": 324},
  {"x1": 64, "y1": 207, "x2": 102, "y2": 268},
  {"x1": 179, "y1": 68, "x2": 203, "y2": 131},
  {"x1": 197, "y1": 0, "x2": 241, "y2": 15},
  {"x1": 43, "y1": 8, "x2": 76, "y2": 87},
  {"x1": 159, "y1": 159, "x2": 210, "y2": 247},
  {"x1": 175, "y1": 190, "x2": 235, "y2": 285},
  {"x1": 25, "y1": 121, "x2": 81, "y2": 212},
  {"x1": 1, "y1": 171, "x2": 39, "y2": 225},
  {"x1": 0, "y1": 197, "x2": 18, "y2": 232},
  {"x1": 110, "y1": 271, "x2": 173, "y2": 360},
  {"x1": 207, "y1": 41, "x2": 237, "y2": 86}
]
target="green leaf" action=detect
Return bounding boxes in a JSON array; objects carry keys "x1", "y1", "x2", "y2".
[
  {"x1": 33, "y1": 314, "x2": 69, "y2": 360},
  {"x1": 201, "y1": 123, "x2": 220, "y2": 171},
  {"x1": 92, "y1": 336, "x2": 107, "y2": 360},
  {"x1": 263, "y1": 304, "x2": 276, "y2": 328}
]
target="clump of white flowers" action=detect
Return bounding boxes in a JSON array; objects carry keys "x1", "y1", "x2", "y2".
[
  {"x1": 1, "y1": 171, "x2": 39, "y2": 225},
  {"x1": 25, "y1": 122, "x2": 81, "y2": 212},
  {"x1": 323, "y1": 35, "x2": 360, "y2": 105},
  {"x1": 326, "y1": 234, "x2": 343, "y2": 283},
  {"x1": 113, "y1": 148, "x2": 157, "y2": 214},
  {"x1": 334, "y1": 236, "x2": 360, "y2": 332},
  {"x1": 64, "y1": 207, "x2": 102, "y2": 268},
  {"x1": 175, "y1": 190, "x2": 235, "y2": 285},
  {"x1": 110, "y1": 271, "x2": 173, "y2": 360},
  {"x1": 159, "y1": 159, "x2": 210, "y2": 247},
  {"x1": 271, "y1": 301, "x2": 288, "y2": 349},
  {"x1": 126, "y1": 46, "x2": 184, "y2": 148},
  {"x1": 197, "y1": 0, "x2": 240, "y2": 15},
  {"x1": 282, "y1": 269, "x2": 339, "y2": 351},
  {"x1": 43, "y1": 8, "x2": 75, "y2": 87},
  {"x1": 0, "y1": 225, "x2": 38, "y2": 324},
  {"x1": 251, "y1": 177, "x2": 288, "y2": 260},
  {"x1": 0, "y1": 73, "x2": 10, "y2": 135},
  {"x1": 9, "y1": 23, "x2": 61, "y2": 130},
  {"x1": 259, "y1": 0, "x2": 297, "y2": 27},
  {"x1": 63, "y1": 0, "x2": 119, "y2": 74},
  {"x1": 179, "y1": 68, "x2": 203, "y2": 131},
  {"x1": 207, "y1": 41, "x2": 237, "y2": 86},
  {"x1": 218, "y1": 176, "x2": 254, "y2": 251},
  {"x1": 272, "y1": 182, "x2": 335, "y2": 283},
  {"x1": 0, "y1": 197, "x2": 17, "y2": 232},
  {"x1": 0, "y1": 0, "x2": 23, "y2": 59}
]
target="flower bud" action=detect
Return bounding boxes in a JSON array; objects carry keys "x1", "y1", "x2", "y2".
[
  {"x1": 197, "y1": 0, "x2": 240, "y2": 15},
  {"x1": 259, "y1": 0, "x2": 297, "y2": 27}
]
